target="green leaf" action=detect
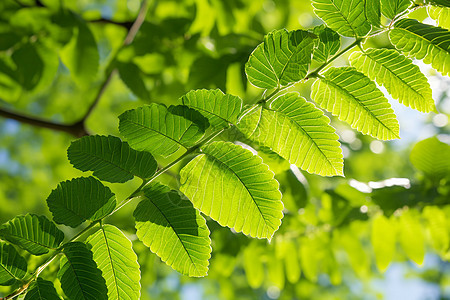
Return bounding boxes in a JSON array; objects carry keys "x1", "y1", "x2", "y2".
[
  {"x1": 428, "y1": 6, "x2": 450, "y2": 29},
  {"x1": 86, "y1": 225, "x2": 141, "y2": 300},
  {"x1": 58, "y1": 242, "x2": 108, "y2": 300},
  {"x1": 283, "y1": 241, "x2": 301, "y2": 283},
  {"x1": 180, "y1": 141, "x2": 283, "y2": 239},
  {"x1": 371, "y1": 214, "x2": 396, "y2": 271},
  {"x1": 134, "y1": 182, "x2": 211, "y2": 277},
  {"x1": 180, "y1": 89, "x2": 243, "y2": 128},
  {"x1": 311, "y1": 25, "x2": 341, "y2": 63},
  {"x1": 398, "y1": 210, "x2": 425, "y2": 265},
  {"x1": 24, "y1": 277, "x2": 61, "y2": 300},
  {"x1": 11, "y1": 43, "x2": 43, "y2": 91},
  {"x1": 243, "y1": 243, "x2": 264, "y2": 288},
  {"x1": 311, "y1": 0, "x2": 371, "y2": 37},
  {"x1": 46, "y1": 177, "x2": 116, "y2": 228},
  {"x1": 118, "y1": 104, "x2": 206, "y2": 157},
  {"x1": 380, "y1": 0, "x2": 411, "y2": 19},
  {"x1": 365, "y1": 0, "x2": 381, "y2": 27},
  {"x1": 68, "y1": 135, "x2": 158, "y2": 183},
  {"x1": 423, "y1": 206, "x2": 449, "y2": 255},
  {"x1": 60, "y1": 13, "x2": 99, "y2": 86},
  {"x1": 245, "y1": 29, "x2": 315, "y2": 89},
  {"x1": 311, "y1": 67, "x2": 400, "y2": 140},
  {"x1": 425, "y1": 0, "x2": 450, "y2": 7},
  {"x1": 389, "y1": 18, "x2": 450, "y2": 76},
  {"x1": 237, "y1": 93, "x2": 343, "y2": 176},
  {"x1": 0, "y1": 214, "x2": 64, "y2": 256},
  {"x1": 0, "y1": 242, "x2": 27, "y2": 286},
  {"x1": 410, "y1": 136, "x2": 450, "y2": 180},
  {"x1": 349, "y1": 48, "x2": 435, "y2": 112},
  {"x1": 117, "y1": 61, "x2": 150, "y2": 101}
]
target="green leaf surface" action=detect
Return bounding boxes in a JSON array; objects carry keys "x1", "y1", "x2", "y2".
[
  {"x1": 180, "y1": 141, "x2": 283, "y2": 239},
  {"x1": 58, "y1": 242, "x2": 107, "y2": 300},
  {"x1": 410, "y1": 136, "x2": 450, "y2": 179},
  {"x1": 68, "y1": 135, "x2": 158, "y2": 183},
  {"x1": 46, "y1": 177, "x2": 116, "y2": 228},
  {"x1": 398, "y1": 210, "x2": 425, "y2": 265},
  {"x1": 243, "y1": 243, "x2": 264, "y2": 289},
  {"x1": 423, "y1": 206, "x2": 449, "y2": 255},
  {"x1": 311, "y1": 0, "x2": 371, "y2": 37},
  {"x1": 181, "y1": 89, "x2": 243, "y2": 128},
  {"x1": 389, "y1": 18, "x2": 450, "y2": 76},
  {"x1": 245, "y1": 29, "x2": 315, "y2": 89},
  {"x1": 134, "y1": 182, "x2": 211, "y2": 277},
  {"x1": 0, "y1": 242, "x2": 27, "y2": 286},
  {"x1": 349, "y1": 48, "x2": 435, "y2": 112},
  {"x1": 11, "y1": 43, "x2": 43, "y2": 91},
  {"x1": 117, "y1": 61, "x2": 150, "y2": 101},
  {"x1": 365, "y1": 0, "x2": 381, "y2": 27},
  {"x1": 24, "y1": 277, "x2": 61, "y2": 300},
  {"x1": 311, "y1": 67, "x2": 400, "y2": 140},
  {"x1": 119, "y1": 104, "x2": 206, "y2": 157},
  {"x1": 425, "y1": 0, "x2": 450, "y2": 7},
  {"x1": 86, "y1": 225, "x2": 141, "y2": 300},
  {"x1": 0, "y1": 214, "x2": 64, "y2": 256},
  {"x1": 380, "y1": 0, "x2": 411, "y2": 19},
  {"x1": 371, "y1": 214, "x2": 396, "y2": 271},
  {"x1": 428, "y1": 6, "x2": 450, "y2": 29},
  {"x1": 237, "y1": 93, "x2": 343, "y2": 176},
  {"x1": 312, "y1": 25, "x2": 341, "y2": 63}
]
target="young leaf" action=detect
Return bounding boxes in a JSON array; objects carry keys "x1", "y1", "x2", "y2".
[
  {"x1": 380, "y1": 0, "x2": 411, "y2": 19},
  {"x1": 180, "y1": 89, "x2": 243, "y2": 128},
  {"x1": 24, "y1": 277, "x2": 61, "y2": 300},
  {"x1": 389, "y1": 18, "x2": 450, "y2": 76},
  {"x1": 0, "y1": 242, "x2": 27, "y2": 286},
  {"x1": 180, "y1": 141, "x2": 283, "y2": 239},
  {"x1": 245, "y1": 29, "x2": 315, "y2": 89},
  {"x1": 118, "y1": 104, "x2": 206, "y2": 157},
  {"x1": 0, "y1": 214, "x2": 64, "y2": 256},
  {"x1": 58, "y1": 242, "x2": 108, "y2": 300},
  {"x1": 410, "y1": 136, "x2": 450, "y2": 180},
  {"x1": 349, "y1": 48, "x2": 435, "y2": 112},
  {"x1": 311, "y1": 25, "x2": 341, "y2": 63},
  {"x1": 86, "y1": 225, "x2": 141, "y2": 300},
  {"x1": 46, "y1": 177, "x2": 116, "y2": 228},
  {"x1": 134, "y1": 182, "x2": 211, "y2": 277},
  {"x1": 398, "y1": 210, "x2": 425, "y2": 265},
  {"x1": 117, "y1": 61, "x2": 150, "y2": 101},
  {"x1": 311, "y1": 67, "x2": 400, "y2": 140},
  {"x1": 428, "y1": 6, "x2": 450, "y2": 29},
  {"x1": 311, "y1": 0, "x2": 371, "y2": 37},
  {"x1": 365, "y1": 0, "x2": 381, "y2": 27},
  {"x1": 371, "y1": 214, "x2": 396, "y2": 271},
  {"x1": 237, "y1": 93, "x2": 343, "y2": 176},
  {"x1": 68, "y1": 135, "x2": 158, "y2": 183}
]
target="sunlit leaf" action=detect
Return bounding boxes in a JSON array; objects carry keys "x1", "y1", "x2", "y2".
[
  {"x1": 428, "y1": 6, "x2": 450, "y2": 29},
  {"x1": 68, "y1": 135, "x2": 158, "y2": 183},
  {"x1": 311, "y1": 67, "x2": 400, "y2": 140},
  {"x1": 46, "y1": 177, "x2": 116, "y2": 228},
  {"x1": 180, "y1": 141, "x2": 283, "y2": 239},
  {"x1": 0, "y1": 242, "x2": 27, "y2": 286},
  {"x1": 380, "y1": 0, "x2": 411, "y2": 19},
  {"x1": 86, "y1": 225, "x2": 141, "y2": 300},
  {"x1": 423, "y1": 206, "x2": 449, "y2": 255},
  {"x1": 410, "y1": 136, "x2": 450, "y2": 179},
  {"x1": 311, "y1": 25, "x2": 341, "y2": 63},
  {"x1": 243, "y1": 243, "x2": 264, "y2": 289},
  {"x1": 0, "y1": 214, "x2": 64, "y2": 255},
  {"x1": 365, "y1": 0, "x2": 381, "y2": 27},
  {"x1": 24, "y1": 277, "x2": 61, "y2": 300},
  {"x1": 134, "y1": 182, "x2": 211, "y2": 277},
  {"x1": 283, "y1": 241, "x2": 301, "y2": 283},
  {"x1": 398, "y1": 210, "x2": 425, "y2": 265},
  {"x1": 371, "y1": 214, "x2": 396, "y2": 271}
]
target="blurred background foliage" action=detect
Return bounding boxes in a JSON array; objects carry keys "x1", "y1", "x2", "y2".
[{"x1": 0, "y1": 0, "x2": 449, "y2": 299}]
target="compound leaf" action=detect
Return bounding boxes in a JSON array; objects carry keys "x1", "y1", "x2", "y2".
[
  {"x1": 134, "y1": 182, "x2": 211, "y2": 277},
  {"x1": 311, "y1": 25, "x2": 341, "y2": 63},
  {"x1": 24, "y1": 277, "x2": 61, "y2": 300},
  {"x1": 312, "y1": 0, "x2": 371, "y2": 37},
  {"x1": 68, "y1": 135, "x2": 157, "y2": 183},
  {"x1": 245, "y1": 29, "x2": 315, "y2": 89},
  {"x1": 86, "y1": 225, "x2": 141, "y2": 300},
  {"x1": 237, "y1": 93, "x2": 343, "y2": 176},
  {"x1": 46, "y1": 177, "x2": 116, "y2": 228},
  {"x1": 180, "y1": 89, "x2": 243, "y2": 128},
  {"x1": 349, "y1": 48, "x2": 435, "y2": 112},
  {"x1": 389, "y1": 18, "x2": 450, "y2": 76},
  {"x1": 380, "y1": 0, "x2": 411, "y2": 19},
  {"x1": 0, "y1": 242, "x2": 27, "y2": 286},
  {"x1": 0, "y1": 214, "x2": 64, "y2": 256},
  {"x1": 180, "y1": 141, "x2": 283, "y2": 239},
  {"x1": 311, "y1": 67, "x2": 400, "y2": 140},
  {"x1": 119, "y1": 104, "x2": 207, "y2": 157},
  {"x1": 58, "y1": 242, "x2": 107, "y2": 300}
]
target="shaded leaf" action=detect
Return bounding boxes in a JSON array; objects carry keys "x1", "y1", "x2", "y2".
[
  {"x1": 389, "y1": 18, "x2": 450, "y2": 76},
  {"x1": 349, "y1": 48, "x2": 435, "y2": 112},
  {"x1": 68, "y1": 135, "x2": 157, "y2": 183},
  {"x1": 0, "y1": 242, "x2": 27, "y2": 286},
  {"x1": 245, "y1": 29, "x2": 315, "y2": 89},
  {"x1": 11, "y1": 43, "x2": 43, "y2": 91},
  {"x1": 237, "y1": 93, "x2": 343, "y2": 176},
  {"x1": 58, "y1": 242, "x2": 107, "y2": 300},
  {"x1": 380, "y1": 0, "x2": 411, "y2": 19},
  {"x1": 311, "y1": 25, "x2": 341, "y2": 63},
  {"x1": 0, "y1": 214, "x2": 64, "y2": 256},
  {"x1": 180, "y1": 141, "x2": 283, "y2": 239},
  {"x1": 371, "y1": 214, "x2": 396, "y2": 271},
  {"x1": 25, "y1": 277, "x2": 61, "y2": 300},
  {"x1": 134, "y1": 182, "x2": 211, "y2": 277},
  {"x1": 86, "y1": 225, "x2": 141, "y2": 300},
  {"x1": 311, "y1": 67, "x2": 400, "y2": 140},
  {"x1": 117, "y1": 61, "x2": 150, "y2": 101},
  {"x1": 410, "y1": 136, "x2": 450, "y2": 180},
  {"x1": 46, "y1": 177, "x2": 116, "y2": 228}
]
